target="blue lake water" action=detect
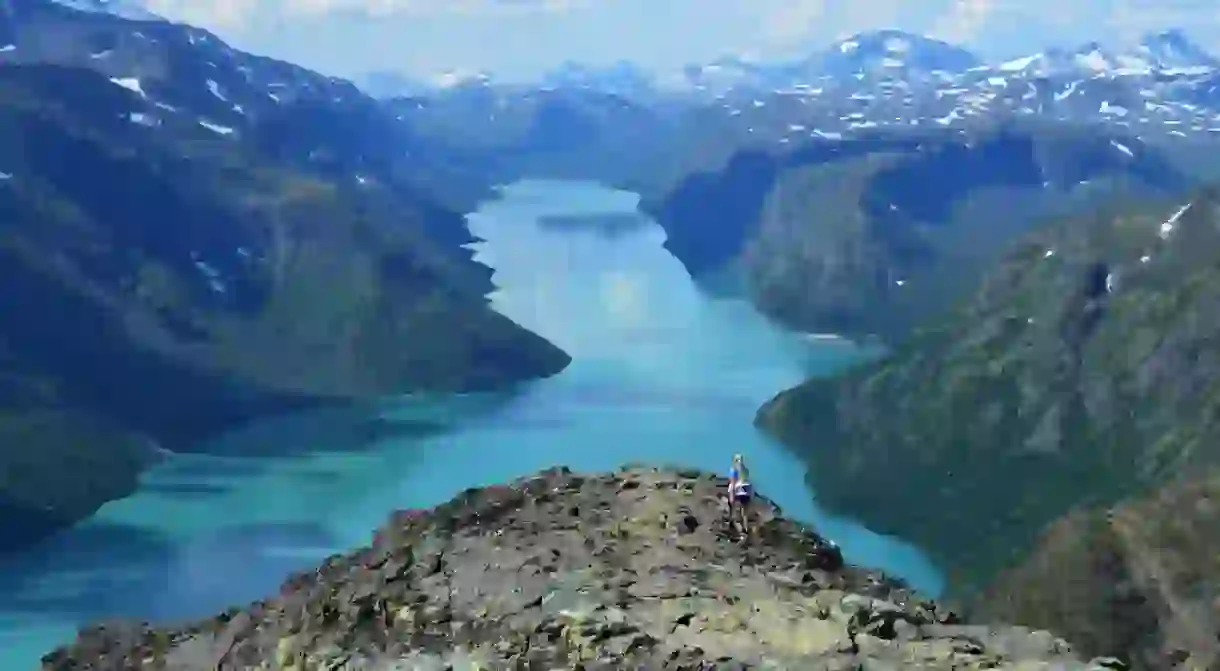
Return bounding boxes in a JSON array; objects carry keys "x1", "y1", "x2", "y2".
[{"x1": 0, "y1": 179, "x2": 943, "y2": 668}]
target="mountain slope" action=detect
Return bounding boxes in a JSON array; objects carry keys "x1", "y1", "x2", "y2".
[
  {"x1": 647, "y1": 121, "x2": 1191, "y2": 340},
  {"x1": 0, "y1": 0, "x2": 499, "y2": 211},
  {"x1": 976, "y1": 471, "x2": 1220, "y2": 669},
  {"x1": 756, "y1": 186, "x2": 1220, "y2": 610},
  {"x1": 385, "y1": 85, "x2": 686, "y2": 200},
  {"x1": 818, "y1": 30, "x2": 980, "y2": 78},
  {"x1": 43, "y1": 466, "x2": 1122, "y2": 670},
  {"x1": 0, "y1": 2, "x2": 570, "y2": 553}
]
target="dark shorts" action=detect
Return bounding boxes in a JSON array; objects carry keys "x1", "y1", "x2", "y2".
[{"x1": 732, "y1": 488, "x2": 752, "y2": 503}]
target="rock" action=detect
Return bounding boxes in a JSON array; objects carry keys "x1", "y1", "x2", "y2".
[
  {"x1": 804, "y1": 619, "x2": 856, "y2": 655},
  {"x1": 43, "y1": 466, "x2": 1108, "y2": 670}
]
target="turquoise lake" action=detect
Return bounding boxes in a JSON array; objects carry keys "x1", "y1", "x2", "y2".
[{"x1": 0, "y1": 179, "x2": 943, "y2": 667}]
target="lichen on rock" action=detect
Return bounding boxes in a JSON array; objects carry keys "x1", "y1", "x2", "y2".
[{"x1": 44, "y1": 466, "x2": 1125, "y2": 670}]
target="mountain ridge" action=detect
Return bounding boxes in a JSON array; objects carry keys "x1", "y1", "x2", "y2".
[
  {"x1": 0, "y1": 1, "x2": 569, "y2": 555},
  {"x1": 644, "y1": 120, "x2": 1194, "y2": 341},
  {"x1": 755, "y1": 184, "x2": 1220, "y2": 667},
  {"x1": 383, "y1": 27, "x2": 1220, "y2": 98},
  {"x1": 42, "y1": 466, "x2": 1127, "y2": 670}
]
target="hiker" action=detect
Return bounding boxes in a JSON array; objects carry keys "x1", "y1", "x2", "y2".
[{"x1": 726, "y1": 453, "x2": 753, "y2": 534}]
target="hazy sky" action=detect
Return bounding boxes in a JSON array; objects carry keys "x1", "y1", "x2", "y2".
[{"x1": 142, "y1": 0, "x2": 1220, "y2": 81}]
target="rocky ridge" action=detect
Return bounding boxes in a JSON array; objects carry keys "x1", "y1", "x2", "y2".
[{"x1": 45, "y1": 467, "x2": 1126, "y2": 670}]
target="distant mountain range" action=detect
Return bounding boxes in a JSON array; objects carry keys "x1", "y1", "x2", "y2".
[
  {"x1": 363, "y1": 28, "x2": 1220, "y2": 96},
  {"x1": 364, "y1": 28, "x2": 1220, "y2": 150}
]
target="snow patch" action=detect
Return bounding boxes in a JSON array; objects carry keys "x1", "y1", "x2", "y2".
[
  {"x1": 198, "y1": 120, "x2": 235, "y2": 135},
  {"x1": 206, "y1": 79, "x2": 227, "y2": 101},
  {"x1": 998, "y1": 54, "x2": 1039, "y2": 71},
  {"x1": 884, "y1": 37, "x2": 910, "y2": 53},
  {"x1": 1160, "y1": 202, "x2": 1191, "y2": 238},
  {"x1": 110, "y1": 77, "x2": 146, "y2": 97}
]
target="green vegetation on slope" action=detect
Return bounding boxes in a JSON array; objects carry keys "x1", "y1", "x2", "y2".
[
  {"x1": 977, "y1": 471, "x2": 1220, "y2": 668},
  {"x1": 757, "y1": 186, "x2": 1220, "y2": 608},
  {"x1": 0, "y1": 63, "x2": 569, "y2": 549},
  {"x1": 649, "y1": 121, "x2": 1193, "y2": 341}
]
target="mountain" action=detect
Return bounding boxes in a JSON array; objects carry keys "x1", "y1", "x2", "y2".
[
  {"x1": 387, "y1": 28, "x2": 1220, "y2": 217},
  {"x1": 0, "y1": 0, "x2": 570, "y2": 553},
  {"x1": 1137, "y1": 28, "x2": 1219, "y2": 69},
  {"x1": 990, "y1": 33, "x2": 1218, "y2": 79},
  {"x1": 976, "y1": 472, "x2": 1220, "y2": 669},
  {"x1": 755, "y1": 186, "x2": 1220, "y2": 663},
  {"x1": 384, "y1": 85, "x2": 688, "y2": 199},
  {"x1": 355, "y1": 69, "x2": 431, "y2": 99},
  {"x1": 540, "y1": 59, "x2": 656, "y2": 98},
  {"x1": 817, "y1": 30, "x2": 980, "y2": 78},
  {"x1": 43, "y1": 466, "x2": 1125, "y2": 670},
  {"x1": 644, "y1": 121, "x2": 1193, "y2": 340},
  {"x1": 663, "y1": 35, "x2": 1220, "y2": 147}
]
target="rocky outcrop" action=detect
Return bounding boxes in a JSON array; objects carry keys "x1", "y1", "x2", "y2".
[
  {"x1": 647, "y1": 122, "x2": 1191, "y2": 341},
  {"x1": 756, "y1": 187, "x2": 1220, "y2": 621},
  {"x1": 44, "y1": 467, "x2": 1125, "y2": 670},
  {"x1": 975, "y1": 472, "x2": 1220, "y2": 670}
]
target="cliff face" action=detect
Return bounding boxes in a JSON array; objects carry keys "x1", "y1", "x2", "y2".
[
  {"x1": 756, "y1": 188, "x2": 1220, "y2": 626},
  {"x1": 646, "y1": 123, "x2": 1190, "y2": 341},
  {"x1": 44, "y1": 467, "x2": 1124, "y2": 670}
]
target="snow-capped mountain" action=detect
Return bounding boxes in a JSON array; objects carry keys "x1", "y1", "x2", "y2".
[
  {"x1": 380, "y1": 27, "x2": 1220, "y2": 164},
  {"x1": 550, "y1": 28, "x2": 1220, "y2": 144},
  {"x1": 0, "y1": 0, "x2": 507, "y2": 212},
  {"x1": 816, "y1": 29, "x2": 979, "y2": 78},
  {"x1": 993, "y1": 43, "x2": 1155, "y2": 77},
  {"x1": 1138, "y1": 28, "x2": 1218, "y2": 70},
  {"x1": 991, "y1": 36, "x2": 1218, "y2": 78},
  {"x1": 659, "y1": 31, "x2": 981, "y2": 97}
]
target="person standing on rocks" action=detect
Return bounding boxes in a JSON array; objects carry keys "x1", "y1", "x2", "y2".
[{"x1": 727, "y1": 453, "x2": 753, "y2": 535}]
